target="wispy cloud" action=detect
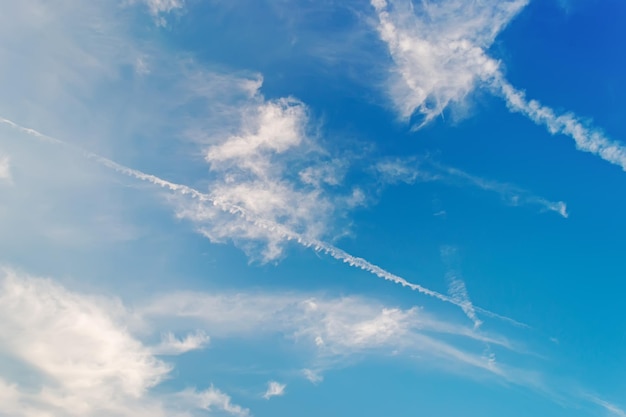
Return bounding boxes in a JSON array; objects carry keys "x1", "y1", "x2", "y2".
[
  {"x1": 152, "y1": 330, "x2": 210, "y2": 355},
  {"x1": 0, "y1": 154, "x2": 11, "y2": 184},
  {"x1": 375, "y1": 156, "x2": 568, "y2": 217},
  {"x1": 177, "y1": 386, "x2": 250, "y2": 417},
  {"x1": 441, "y1": 246, "x2": 481, "y2": 329},
  {"x1": 0, "y1": 266, "x2": 616, "y2": 417},
  {"x1": 263, "y1": 381, "x2": 286, "y2": 400},
  {"x1": 0, "y1": 266, "x2": 513, "y2": 417},
  {"x1": 586, "y1": 395, "x2": 626, "y2": 417},
  {"x1": 302, "y1": 369, "x2": 324, "y2": 384},
  {"x1": 130, "y1": 0, "x2": 185, "y2": 26},
  {"x1": 370, "y1": 0, "x2": 527, "y2": 126},
  {"x1": 141, "y1": 290, "x2": 515, "y2": 375}
]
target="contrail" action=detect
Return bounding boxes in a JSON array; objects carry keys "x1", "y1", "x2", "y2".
[
  {"x1": 494, "y1": 76, "x2": 626, "y2": 172},
  {"x1": 0, "y1": 116, "x2": 527, "y2": 328}
]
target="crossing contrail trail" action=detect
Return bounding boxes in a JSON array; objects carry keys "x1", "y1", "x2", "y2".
[{"x1": 0, "y1": 116, "x2": 527, "y2": 328}]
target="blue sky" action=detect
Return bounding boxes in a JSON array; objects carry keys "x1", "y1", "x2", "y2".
[{"x1": 0, "y1": 0, "x2": 625, "y2": 416}]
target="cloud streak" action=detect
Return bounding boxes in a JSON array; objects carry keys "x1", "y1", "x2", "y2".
[
  {"x1": 494, "y1": 77, "x2": 626, "y2": 172},
  {"x1": 375, "y1": 156, "x2": 568, "y2": 217}
]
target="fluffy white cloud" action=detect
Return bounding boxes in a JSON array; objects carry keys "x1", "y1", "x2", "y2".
[{"x1": 0, "y1": 268, "x2": 246, "y2": 417}]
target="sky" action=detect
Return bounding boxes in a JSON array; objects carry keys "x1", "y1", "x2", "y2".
[{"x1": 0, "y1": 0, "x2": 625, "y2": 416}]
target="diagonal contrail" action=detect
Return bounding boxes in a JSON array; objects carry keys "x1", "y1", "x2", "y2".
[{"x1": 0, "y1": 116, "x2": 527, "y2": 328}]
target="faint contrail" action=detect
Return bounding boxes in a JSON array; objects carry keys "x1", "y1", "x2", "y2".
[{"x1": 0, "y1": 116, "x2": 527, "y2": 328}]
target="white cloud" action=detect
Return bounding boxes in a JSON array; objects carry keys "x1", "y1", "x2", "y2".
[
  {"x1": 375, "y1": 156, "x2": 568, "y2": 218},
  {"x1": 177, "y1": 387, "x2": 250, "y2": 417},
  {"x1": 152, "y1": 330, "x2": 210, "y2": 355},
  {"x1": 188, "y1": 96, "x2": 342, "y2": 262},
  {"x1": 263, "y1": 381, "x2": 286, "y2": 400},
  {"x1": 0, "y1": 268, "x2": 246, "y2": 417},
  {"x1": 371, "y1": 0, "x2": 527, "y2": 126}
]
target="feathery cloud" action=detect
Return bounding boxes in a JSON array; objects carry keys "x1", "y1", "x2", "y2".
[
  {"x1": 177, "y1": 387, "x2": 250, "y2": 417},
  {"x1": 142, "y1": 290, "x2": 513, "y2": 375},
  {"x1": 131, "y1": 0, "x2": 184, "y2": 26},
  {"x1": 0, "y1": 154, "x2": 11, "y2": 184},
  {"x1": 375, "y1": 156, "x2": 568, "y2": 217},
  {"x1": 371, "y1": 0, "x2": 527, "y2": 126},
  {"x1": 302, "y1": 369, "x2": 324, "y2": 384},
  {"x1": 152, "y1": 330, "x2": 210, "y2": 355},
  {"x1": 263, "y1": 381, "x2": 286, "y2": 400}
]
